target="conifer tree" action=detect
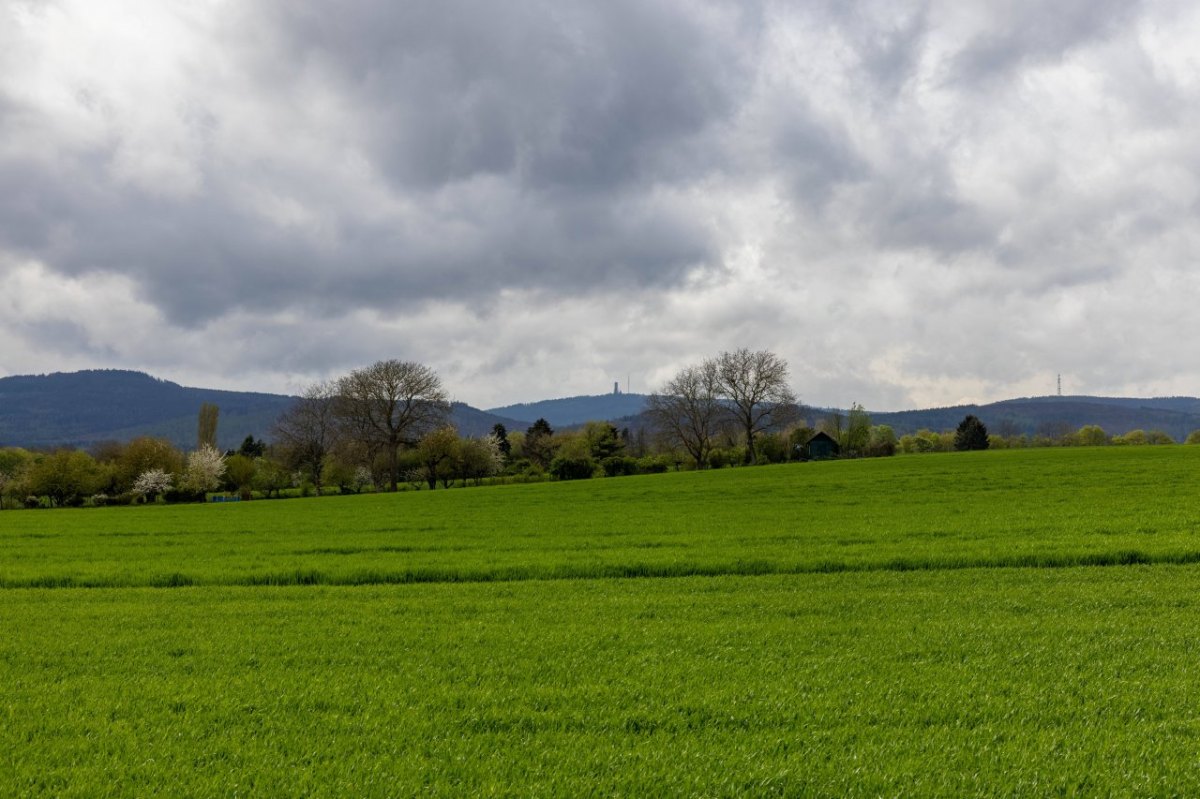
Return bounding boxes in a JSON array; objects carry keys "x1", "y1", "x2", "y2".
[{"x1": 954, "y1": 415, "x2": 990, "y2": 451}]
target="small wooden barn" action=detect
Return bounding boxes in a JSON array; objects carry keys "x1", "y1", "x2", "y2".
[{"x1": 805, "y1": 431, "x2": 840, "y2": 460}]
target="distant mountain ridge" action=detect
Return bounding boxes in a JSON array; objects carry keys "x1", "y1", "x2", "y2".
[
  {"x1": 0, "y1": 370, "x2": 525, "y2": 450},
  {"x1": 3, "y1": 370, "x2": 1199, "y2": 449},
  {"x1": 487, "y1": 393, "x2": 651, "y2": 427},
  {"x1": 490, "y1": 390, "x2": 1200, "y2": 441},
  {"x1": 868, "y1": 395, "x2": 1200, "y2": 440}
]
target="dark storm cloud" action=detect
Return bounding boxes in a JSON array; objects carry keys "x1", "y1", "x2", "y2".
[
  {"x1": 257, "y1": 0, "x2": 760, "y2": 191},
  {"x1": 0, "y1": 0, "x2": 762, "y2": 325}
]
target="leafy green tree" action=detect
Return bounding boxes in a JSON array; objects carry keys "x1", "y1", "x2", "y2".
[
  {"x1": 253, "y1": 453, "x2": 292, "y2": 498},
  {"x1": 114, "y1": 437, "x2": 183, "y2": 493},
  {"x1": 549, "y1": 434, "x2": 594, "y2": 480},
  {"x1": 954, "y1": 415, "x2": 990, "y2": 451},
  {"x1": 223, "y1": 454, "x2": 259, "y2": 498},
  {"x1": 25, "y1": 450, "x2": 105, "y2": 506},
  {"x1": 1113, "y1": 429, "x2": 1147, "y2": 445},
  {"x1": 1076, "y1": 425, "x2": 1109, "y2": 447},
  {"x1": 844, "y1": 403, "x2": 871, "y2": 456},
  {"x1": 417, "y1": 426, "x2": 461, "y2": 489},
  {"x1": 867, "y1": 425, "x2": 897, "y2": 457},
  {"x1": 523, "y1": 418, "x2": 556, "y2": 470},
  {"x1": 1146, "y1": 430, "x2": 1175, "y2": 445},
  {"x1": 238, "y1": 435, "x2": 267, "y2": 458},
  {"x1": 1186, "y1": 430, "x2": 1200, "y2": 445},
  {"x1": 458, "y1": 435, "x2": 504, "y2": 485},
  {"x1": 0, "y1": 448, "x2": 33, "y2": 510},
  {"x1": 583, "y1": 421, "x2": 624, "y2": 460}
]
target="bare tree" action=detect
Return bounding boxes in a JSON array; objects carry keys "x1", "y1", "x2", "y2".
[
  {"x1": 715, "y1": 348, "x2": 797, "y2": 464},
  {"x1": 272, "y1": 380, "x2": 339, "y2": 496},
  {"x1": 646, "y1": 360, "x2": 727, "y2": 469},
  {"x1": 334, "y1": 360, "x2": 450, "y2": 491}
]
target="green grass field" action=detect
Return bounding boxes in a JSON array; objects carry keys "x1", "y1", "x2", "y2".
[{"x1": 4, "y1": 446, "x2": 1200, "y2": 795}]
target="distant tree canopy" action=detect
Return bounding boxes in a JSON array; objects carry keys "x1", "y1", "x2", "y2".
[
  {"x1": 334, "y1": 360, "x2": 450, "y2": 492},
  {"x1": 491, "y1": 424, "x2": 512, "y2": 460},
  {"x1": 646, "y1": 359, "x2": 725, "y2": 470},
  {"x1": 650, "y1": 349, "x2": 797, "y2": 467},
  {"x1": 954, "y1": 415, "x2": 990, "y2": 451},
  {"x1": 715, "y1": 348, "x2": 798, "y2": 465},
  {"x1": 237, "y1": 435, "x2": 267, "y2": 459},
  {"x1": 523, "y1": 418, "x2": 556, "y2": 470},
  {"x1": 273, "y1": 380, "x2": 339, "y2": 495}
]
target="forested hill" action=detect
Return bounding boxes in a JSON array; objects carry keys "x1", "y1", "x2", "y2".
[
  {"x1": 0, "y1": 370, "x2": 524, "y2": 450},
  {"x1": 0, "y1": 370, "x2": 295, "y2": 451},
  {"x1": 4, "y1": 369, "x2": 1198, "y2": 450},
  {"x1": 487, "y1": 393, "x2": 650, "y2": 427},
  {"x1": 870, "y1": 396, "x2": 1200, "y2": 440}
]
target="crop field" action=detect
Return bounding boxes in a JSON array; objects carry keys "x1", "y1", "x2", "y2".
[{"x1": 4, "y1": 446, "x2": 1200, "y2": 795}]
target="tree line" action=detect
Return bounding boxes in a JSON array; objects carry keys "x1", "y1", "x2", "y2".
[
  {"x1": 6, "y1": 351, "x2": 1194, "y2": 510},
  {"x1": 0, "y1": 350, "x2": 841, "y2": 508}
]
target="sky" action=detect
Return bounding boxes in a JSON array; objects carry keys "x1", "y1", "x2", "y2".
[{"x1": 3, "y1": 0, "x2": 1200, "y2": 410}]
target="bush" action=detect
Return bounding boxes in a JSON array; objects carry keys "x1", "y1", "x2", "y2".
[
  {"x1": 1146, "y1": 430, "x2": 1176, "y2": 445},
  {"x1": 636, "y1": 456, "x2": 671, "y2": 474},
  {"x1": 600, "y1": 456, "x2": 639, "y2": 477},
  {"x1": 708, "y1": 448, "x2": 744, "y2": 469},
  {"x1": 549, "y1": 456, "x2": 595, "y2": 481},
  {"x1": 163, "y1": 487, "x2": 206, "y2": 504},
  {"x1": 756, "y1": 433, "x2": 789, "y2": 464}
]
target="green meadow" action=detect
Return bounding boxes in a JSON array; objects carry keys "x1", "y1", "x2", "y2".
[{"x1": 4, "y1": 446, "x2": 1200, "y2": 795}]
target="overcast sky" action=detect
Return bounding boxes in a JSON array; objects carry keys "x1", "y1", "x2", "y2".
[{"x1": 3, "y1": 1, "x2": 1200, "y2": 410}]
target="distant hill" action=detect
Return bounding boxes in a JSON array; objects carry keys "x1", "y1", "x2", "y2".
[
  {"x1": 446, "y1": 403, "x2": 531, "y2": 438},
  {"x1": 867, "y1": 396, "x2": 1200, "y2": 441},
  {"x1": 4, "y1": 370, "x2": 1198, "y2": 450},
  {"x1": 0, "y1": 370, "x2": 294, "y2": 451},
  {"x1": 487, "y1": 393, "x2": 650, "y2": 428},
  {"x1": 0, "y1": 370, "x2": 525, "y2": 450}
]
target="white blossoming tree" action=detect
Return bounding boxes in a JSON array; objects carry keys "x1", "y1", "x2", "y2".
[
  {"x1": 180, "y1": 445, "x2": 226, "y2": 495},
  {"x1": 131, "y1": 468, "x2": 173, "y2": 503}
]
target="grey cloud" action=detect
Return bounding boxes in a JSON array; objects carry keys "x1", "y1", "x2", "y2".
[
  {"x1": 948, "y1": 0, "x2": 1144, "y2": 83},
  {"x1": 0, "y1": 0, "x2": 761, "y2": 327},
  {"x1": 254, "y1": 0, "x2": 761, "y2": 191}
]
